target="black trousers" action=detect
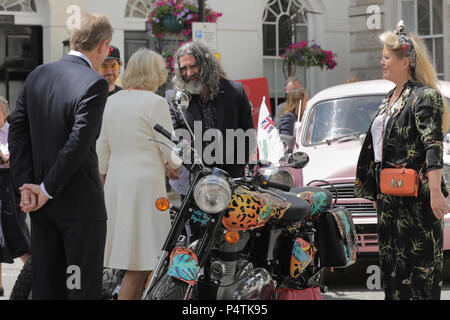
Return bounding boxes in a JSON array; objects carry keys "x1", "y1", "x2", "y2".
[{"x1": 30, "y1": 214, "x2": 106, "y2": 300}]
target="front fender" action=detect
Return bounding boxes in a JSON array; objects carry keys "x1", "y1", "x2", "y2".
[{"x1": 167, "y1": 247, "x2": 200, "y2": 286}]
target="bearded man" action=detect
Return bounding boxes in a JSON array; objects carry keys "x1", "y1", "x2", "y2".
[
  {"x1": 164, "y1": 41, "x2": 255, "y2": 196},
  {"x1": 98, "y1": 45, "x2": 123, "y2": 96}
]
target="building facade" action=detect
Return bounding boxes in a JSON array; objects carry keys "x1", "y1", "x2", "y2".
[{"x1": 0, "y1": 0, "x2": 448, "y2": 110}]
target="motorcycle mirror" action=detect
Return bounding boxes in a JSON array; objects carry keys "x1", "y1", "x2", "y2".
[
  {"x1": 284, "y1": 151, "x2": 309, "y2": 169},
  {"x1": 174, "y1": 91, "x2": 190, "y2": 112}
]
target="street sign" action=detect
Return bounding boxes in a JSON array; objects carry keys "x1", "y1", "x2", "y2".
[{"x1": 192, "y1": 22, "x2": 217, "y2": 53}]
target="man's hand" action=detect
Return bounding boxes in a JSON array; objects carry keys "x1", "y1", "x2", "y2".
[
  {"x1": 19, "y1": 184, "x2": 50, "y2": 213},
  {"x1": 165, "y1": 160, "x2": 181, "y2": 180},
  {"x1": 20, "y1": 188, "x2": 37, "y2": 213}
]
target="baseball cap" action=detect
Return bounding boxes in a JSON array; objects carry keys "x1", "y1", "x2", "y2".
[{"x1": 106, "y1": 45, "x2": 121, "y2": 60}]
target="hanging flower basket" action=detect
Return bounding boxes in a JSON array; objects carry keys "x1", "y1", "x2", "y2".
[
  {"x1": 162, "y1": 14, "x2": 182, "y2": 33},
  {"x1": 281, "y1": 41, "x2": 338, "y2": 77},
  {"x1": 147, "y1": 0, "x2": 222, "y2": 38}
]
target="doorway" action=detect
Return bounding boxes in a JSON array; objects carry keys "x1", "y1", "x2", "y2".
[{"x1": 0, "y1": 24, "x2": 42, "y2": 111}]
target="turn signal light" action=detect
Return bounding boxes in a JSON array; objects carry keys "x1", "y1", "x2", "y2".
[
  {"x1": 224, "y1": 230, "x2": 239, "y2": 244},
  {"x1": 155, "y1": 197, "x2": 170, "y2": 211}
]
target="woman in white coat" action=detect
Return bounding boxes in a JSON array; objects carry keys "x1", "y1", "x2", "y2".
[{"x1": 97, "y1": 49, "x2": 181, "y2": 300}]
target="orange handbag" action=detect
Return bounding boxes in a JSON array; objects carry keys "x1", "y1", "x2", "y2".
[{"x1": 379, "y1": 164, "x2": 423, "y2": 198}]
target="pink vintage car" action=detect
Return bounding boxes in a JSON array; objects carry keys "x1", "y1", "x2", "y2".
[{"x1": 293, "y1": 79, "x2": 450, "y2": 253}]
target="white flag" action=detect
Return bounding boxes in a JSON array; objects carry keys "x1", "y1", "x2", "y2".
[{"x1": 257, "y1": 97, "x2": 285, "y2": 163}]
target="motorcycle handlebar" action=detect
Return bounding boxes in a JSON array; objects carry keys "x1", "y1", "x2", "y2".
[
  {"x1": 260, "y1": 179, "x2": 291, "y2": 192},
  {"x1": 154, "y1": 124, "x2": 178, "y2": 143}
]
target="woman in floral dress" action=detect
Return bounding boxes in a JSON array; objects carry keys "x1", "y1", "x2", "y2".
[{"x1": 355, "y1": 21, "x2": 450, "y2": 300}]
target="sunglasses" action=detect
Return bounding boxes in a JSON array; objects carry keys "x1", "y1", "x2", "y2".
[{"x1": 99, "y1": 64, "x2": 120, "y2": 72}]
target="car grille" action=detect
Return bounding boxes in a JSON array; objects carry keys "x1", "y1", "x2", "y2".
[
  {"x1": 341, "y1": 203, "x2": 377, "y2": 216},
  {"x1": 311, "y1": 182, "x2": 376, "y2": 216}
]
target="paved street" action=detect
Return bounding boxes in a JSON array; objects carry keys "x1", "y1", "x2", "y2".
[
  {"x1": 0, "y1": 259, "x2": 24, "y2": 300},
  {"x1": 2, "y1": 194, "x2": 449, "y2": 301},
  {"x1": 322, "y1": 255, "x2": 450, "y2": 300},
  {"x1": 2, "y1": 255, "x2": 450, "y2": 300}
]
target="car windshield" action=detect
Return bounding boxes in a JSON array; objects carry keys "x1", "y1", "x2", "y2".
[{"x1": 303, "y1": 95, "x2": 384, "y2": 145}]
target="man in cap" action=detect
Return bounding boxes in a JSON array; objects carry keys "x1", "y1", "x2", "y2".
[{"x1": 99, "y1": 45, "x2": 123, "y2": 96}]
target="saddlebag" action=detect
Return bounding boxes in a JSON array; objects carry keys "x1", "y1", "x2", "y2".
[
  {"x1": 274, "y1": 286, "x2": 322, "y2": 300},
  {"x1": 317, "y1": 207, "x2": 357, "y2": 268}
]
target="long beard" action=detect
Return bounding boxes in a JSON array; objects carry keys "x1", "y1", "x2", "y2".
[
  {"x1": 183, "y1": 74, "x2": 203, "y2": 95},
  {"x1": 185, "y1": 81, "x2": 203, "y2": 95}
]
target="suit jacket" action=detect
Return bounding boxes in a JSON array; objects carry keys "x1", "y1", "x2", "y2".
[
  {"x1": 165, "y1": 78, "x2": 254, "y2": 194},
  {"x1": 8, "y1": 54, "x2": 109, "y2": 220},
  {"x1": 278, "y1": 111, "x2": 296, "y2": 136},
  {"x1": 354, "y1": 79, "x2": 448, "y2": 201}
]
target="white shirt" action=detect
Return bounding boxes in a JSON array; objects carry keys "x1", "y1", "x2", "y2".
[
  {"x1": 68, "y1": 50, "x2": 93, "y2": 69},
  {"x1": 371, "y1": 99, "x2": 400, "y2": 163}
]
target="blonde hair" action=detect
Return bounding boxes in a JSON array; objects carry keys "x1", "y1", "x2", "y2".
[
  {"x1": 282, "y1": 88, "x2": 306, "y2": 120},
  {"x1": 121, "y1": 49, "x2": 168, "y2": 92},
  {"x1": 0, "y1": 96, "x2": 9, "y2": 117},
  {"x1": 70, "y1": 12, "x2": 113, "y2": 52},
  {"x1": 380, "y1": 30, "x2": 449, "y2": 133}
]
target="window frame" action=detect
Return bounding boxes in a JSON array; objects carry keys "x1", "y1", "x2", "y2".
[
  {"x1": 399, "y1": 0, "x2": 445, "y2": 79},
  {"x1": 262, "y1": 0, "x2": 310, "y2": 107}
]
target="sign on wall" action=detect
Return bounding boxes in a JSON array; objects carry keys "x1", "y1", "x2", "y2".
[{"x1": 192, "y1": 22, "x2": 217, "y2": 53}]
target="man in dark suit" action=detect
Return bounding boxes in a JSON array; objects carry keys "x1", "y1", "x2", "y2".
[
  {"x1": 164, "y1": 42, "x2": 255, "y2": 195},
  {"x1": 8, "y1": 12, "x2": 113, "y2": 299}
]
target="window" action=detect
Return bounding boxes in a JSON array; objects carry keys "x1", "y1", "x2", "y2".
[
  {"x1": 400, "y1": 0, "x2": 444, "y2": 79},
  {"x1": 304, "y1": 95, "x2": 383, "y2": 145},
  {"x1": 0, "y1": 0, "x2": 36, "y2": 12},
  {"x1": 262, "y1": 0, "x2": 309, "y2": 108},
  {"x1": 125, "y1": 0, "x2": 154, "y2": 18}
]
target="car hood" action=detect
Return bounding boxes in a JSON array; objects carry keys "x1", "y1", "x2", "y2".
[{"x1": 297, "y1": 139, "x2": 363, "y2": 185}]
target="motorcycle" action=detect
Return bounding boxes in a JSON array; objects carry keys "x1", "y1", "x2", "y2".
[
  {"x1": 143, "y1": 132, "x2": 312, "y2": 299},
  {"x1": 143, "y1": 91, "x2": 346, "y2": 300}
]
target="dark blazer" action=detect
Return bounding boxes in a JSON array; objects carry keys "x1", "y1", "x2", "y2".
[
  {"x1": 166, "y1": 78, "x2": 255, "y2": 178},
  {"x1": 354, "y1": 79, "x2": 448, "y2": 201},
  {"x1": 278, "y1": 111, "x2": 297, "y2": 136},
  {"x1": 8, "y1": 54, "x2": 109, "y2": 220}
]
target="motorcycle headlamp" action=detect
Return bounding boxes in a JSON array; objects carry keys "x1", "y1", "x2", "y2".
[{"x1": 193, "y1": 174, "x2": 232, "y2": 214}]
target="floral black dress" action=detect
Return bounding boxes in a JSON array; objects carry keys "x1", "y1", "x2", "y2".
[{"x1": 355, "y1": 79, "x2": 448, "y2": 300}]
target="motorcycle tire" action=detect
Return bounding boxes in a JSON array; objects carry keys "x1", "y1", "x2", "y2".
[
  {"x1": 102, "y1": 268, "x2": 125, "y2": 300},
  {"x1": 9, "y1": 256, "x2": 32, "y2": 300},
  {"x1": 144, "y1": 273, "x2": 190, "y2": 300}
]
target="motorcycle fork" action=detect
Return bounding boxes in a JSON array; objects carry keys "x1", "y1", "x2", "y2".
[
  {"x1": 145, "y1": 202, "x2": 224, "y2": 298},
  {"x1": 179, "y1": 213, "x2": 224, "y2": 299},
  {"x1": 145, "y1": 172, "x2": 201, "y2": 294}
]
